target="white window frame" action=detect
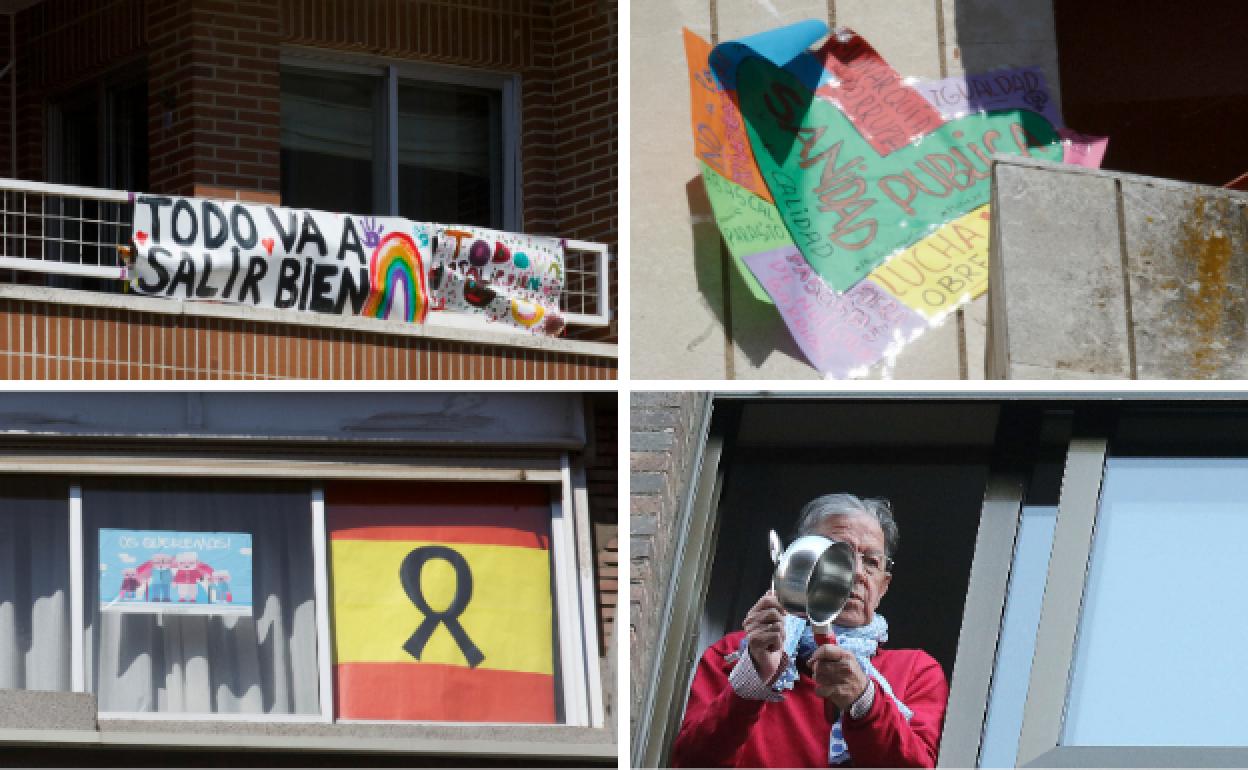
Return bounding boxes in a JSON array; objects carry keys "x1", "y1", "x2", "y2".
[
  {"x1": 37, "y1": 458, "x2": 602, "y2": 729},
  {"x1": 279, "y1": 48, "x2": 521, "y2": 231}
]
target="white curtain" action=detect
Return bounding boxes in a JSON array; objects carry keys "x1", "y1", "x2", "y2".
[
  {"x1": 83, "y1": 480, "x2": 320, "y2": 715},
  {"x1": 0, "y1": 479, "x2": 70, "y2": 692}
]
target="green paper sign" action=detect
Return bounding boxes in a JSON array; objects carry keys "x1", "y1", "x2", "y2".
[
  {"x1": 736, "y1": 55, "x2": 1063, "y2": 291},
  {"x1": 700, "y1": 162, "x2": 791, "y2": 301}
]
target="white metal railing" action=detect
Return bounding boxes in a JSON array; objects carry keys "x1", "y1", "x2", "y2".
[{"x1": 0, "y1": 177, "x2": 612, "y2": 328}]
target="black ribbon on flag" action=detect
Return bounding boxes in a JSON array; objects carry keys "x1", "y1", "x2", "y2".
[{"x1": 398, "y1": 545, "x2": 485, "y2": 668}]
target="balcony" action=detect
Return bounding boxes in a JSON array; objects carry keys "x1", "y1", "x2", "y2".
[{"x1": 0, "y1": 178, "x2": 617, "y2": 379}]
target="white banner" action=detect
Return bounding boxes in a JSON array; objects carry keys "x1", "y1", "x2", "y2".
[{"x1": 130, "y1": 195, "x2": 565, "y2": 336}]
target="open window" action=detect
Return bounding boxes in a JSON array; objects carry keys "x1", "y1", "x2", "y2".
[
  {"x1": 280, "y1": 53, "x2": 517, "y2": 230},
  {"x1": 635, "y1": 396, "x2": 1248, "y2": 768}
]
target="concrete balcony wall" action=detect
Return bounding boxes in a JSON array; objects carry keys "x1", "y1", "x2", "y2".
[{"x1": 989, "y1": 157, "x2": 1248, "y2": 379}]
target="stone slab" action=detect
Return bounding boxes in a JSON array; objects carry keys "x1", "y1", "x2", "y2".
[
  {"x1": 0, "y1": 690, "x2": 97, "y2": 731},
  {"x1": 962, "y1": 294, "x2": 989, "y2": 380},
  {"x1": 993, "y1": 160, "x2": 1132, "y2": 378},
  {"x1": 1120, "y1": 181, "x2": 1248, "y2": 378},
  {"x1": 889, "y1": 316, "x2": 964, "y2": 380},
  {"x1": 947, "y1": 41, "x2": 1062, "y2": 113},
  {"x1": 837, "y1": 0, "x2": 943, "y2": 79},
  {"x1": 942, "y1": 0, "x2": 1058, "y2": 46},
  {"x1": 715, "y1": 0, "x2": 829, "y2": 42}
]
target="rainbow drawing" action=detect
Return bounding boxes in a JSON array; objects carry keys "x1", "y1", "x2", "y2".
[{"x1": 363, "y1": 232, "x2": 429, "y2": 323}]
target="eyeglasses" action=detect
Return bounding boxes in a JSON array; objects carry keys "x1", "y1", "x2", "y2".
[{"x1": 858, "y1": 550, "x2": 894, "y2": 576}]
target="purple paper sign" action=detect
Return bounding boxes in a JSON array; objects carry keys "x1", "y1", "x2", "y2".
[
  {"x1": 744, "y1": 247, "x2": 927, "y2": 378},
  {"x1": 916, "y1": 66, "x2": 1063, "y2": 127},
  {"x1": 917, "y1": 68, "x2": 1109, "y2": 170}
]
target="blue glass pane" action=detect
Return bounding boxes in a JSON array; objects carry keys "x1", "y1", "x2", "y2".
[
  {"x1": 1063, "y1": 457, "x2": 1248, "y2": 746},
  {"x1": 980, "y1": 506, "x2": 1057, "y2": 768}
]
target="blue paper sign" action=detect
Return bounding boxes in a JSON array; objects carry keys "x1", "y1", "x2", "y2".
[{"x1": 98, "y1": 529, "x2": 253, "y2": 615}]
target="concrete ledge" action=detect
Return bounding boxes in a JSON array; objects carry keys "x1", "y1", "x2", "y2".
[
  {"x1": 0, "y1": 690, "x2": 97, "y2": 731},
  {"x1": 61, "y1": 721, "x2": 611, "y2": 760},
  {"x1": 0, "y1": 284, "x2": 618, "y2": 360},
  {"x1": 0, "y1": 691, "x2": 616, "y2": 760}
]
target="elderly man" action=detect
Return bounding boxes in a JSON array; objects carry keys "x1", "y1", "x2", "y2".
[{"x1": 672, "y1": 494, "x2": 948, "y2": 768}]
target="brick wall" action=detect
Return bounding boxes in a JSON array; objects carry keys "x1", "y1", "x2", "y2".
[
  {"x1": 629, "y1": 391, "x2": 710, "y2": 736},
  {"x1": 550, "y1": 0, "x2": 617, "y2": 343},
  {"x1": 0, "y1": 294, "x2": 617, "y2": 379},
  {"x1": 586, "y1": 391, "x2": 618, "y2": 655},
  {"x1": 151, "y1": 0, "x2": 282, "y2": 199},
  {"x1": 585, "y1": 391, "x2": 618, "y2": 726}
]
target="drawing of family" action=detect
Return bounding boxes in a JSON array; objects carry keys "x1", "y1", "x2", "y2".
[{"x1": 114, "y1": 551, "x2": 234, "y2": 605}]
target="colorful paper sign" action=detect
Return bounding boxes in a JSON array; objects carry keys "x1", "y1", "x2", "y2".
[
  {"x1": 328, "y1": 483, "x2": 556, "y2": 723},
  {"x1": 429, "y1": 226, "x2": 567, "y2": 335},
  {"x1": 734, "y1": 54, "x2": 1062, "y2": 292},
  {"x1": 684, "y1": 21, "x2": 1105, "y2": 378},
  {"x1": 98, "y1": 528, "x2": 252, "y2": 616},
  {"x1": 130, "y1": 196, "x2": 566, "y2": 336}
]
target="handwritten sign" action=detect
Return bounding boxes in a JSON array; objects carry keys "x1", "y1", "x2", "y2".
[
  {"x1": 917, "y1": 67, "x2": 1062, "y2": 126},
  {"x1": 810, "y1": 30, "x2": 946, "y2": 155},
  {"x1": 744, "y1": 246, "x2": 926, "y2": 378},
  {"x1": 870, "y1": 206, "x2": 992, "y2": 320},
  {"x1": 736, "y1": 55, "x2": 1062, "y2": 292},
  {"x1": 130, "y1": 196, "x2": 565, "y2": 336},
  {"x1": 98, "y1": 528, "x2": 252, "y2": 616},
  {"x1": 685, "y1": 21, "x2": 1104, "y2": 378},
  {"x1": 429, "y1": 225, "x2": 566, "y2": 336}
]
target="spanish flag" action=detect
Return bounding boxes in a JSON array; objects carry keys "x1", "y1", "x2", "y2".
[{"x1": 328, "y1": 482, "x2": 556, "y2": 722}]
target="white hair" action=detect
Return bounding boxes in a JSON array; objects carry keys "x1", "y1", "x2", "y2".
[{"x1": 792, "y1": 493, "x2": 899, "y2": 559}]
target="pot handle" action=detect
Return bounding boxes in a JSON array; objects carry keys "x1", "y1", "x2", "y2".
[{"x1": 812, "y1": 622, "x2": 841, "y2": 724}]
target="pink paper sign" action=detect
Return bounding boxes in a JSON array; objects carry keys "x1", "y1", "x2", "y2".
[{"x1": 744, "y1": 246, "x2": 927, "y2": 378}]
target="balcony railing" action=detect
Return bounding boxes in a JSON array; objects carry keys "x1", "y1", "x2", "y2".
[{"x1": 0, "y1": 177, "x2": 612, "y2": 329}]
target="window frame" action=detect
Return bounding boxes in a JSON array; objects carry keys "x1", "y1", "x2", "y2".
[
  {"x1": 10, "y1": 452, "x2": 601, "y2": 729},
  {"x1": 1013, "y1": 436, "x2": 1248, "y2": 767},
  {"x1": 279, "y1": 47, "x2": 521, "y2": 230},
  {"x1": 945, "y1": 413, "x2": 1248, "y2": 768}
]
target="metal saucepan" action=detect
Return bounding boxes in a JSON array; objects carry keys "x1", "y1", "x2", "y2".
[{"x1": 769, "y1": 530, "x2": 856, "y2": 627}]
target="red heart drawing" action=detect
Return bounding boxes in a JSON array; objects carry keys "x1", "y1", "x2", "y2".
[
  {"x1": 261, "y1": 237, "x2": 275, "y2": 255},
  {"x1": 134, "y1": 231, "x2": 148, "y2": 245}
]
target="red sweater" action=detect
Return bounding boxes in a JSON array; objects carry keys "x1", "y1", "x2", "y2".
[{"x1": 671, "y1": 631, "x2": 948, "y2": 768}]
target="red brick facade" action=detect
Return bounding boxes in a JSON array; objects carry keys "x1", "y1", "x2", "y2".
[{"x1": 0, "y1": 293, "x2": 617, "y2": 379}]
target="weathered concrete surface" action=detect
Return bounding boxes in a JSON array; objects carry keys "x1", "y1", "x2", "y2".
[
  {"x1": 0, "y1": 690, "x2": 96, "y2": 731},
  {"x1": 630, "y1": 0, "x2": 726, "y2": 379},
  {"x1": 1121, "y1": 182, "x2": 1248, "y2": 378},
  {"x1": 839, "y1": 0, "x2": 943, "y2": 78},
  {"x1": 716, "y1": 0, "x2": 827, "y2": 41},
  {"x1": 991, "y1": 159, "x2": 1133, "y2": 378},
  {"x1": 991, "y1": 157, "x2": 1248, "y2": 379}
]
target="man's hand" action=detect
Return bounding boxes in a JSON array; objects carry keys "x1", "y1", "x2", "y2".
[
  {"x1": 810, "y1": 644, "x2": 870, "y2": 710},
  {"x1": 742, "y1": 592, "x2": 786, "y2": 683}
]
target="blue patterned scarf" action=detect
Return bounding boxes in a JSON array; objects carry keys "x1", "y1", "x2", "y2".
[{"x1": 736, "y1": 613, "x2": 913, "y2": 765}]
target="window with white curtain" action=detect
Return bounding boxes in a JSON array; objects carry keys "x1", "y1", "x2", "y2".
[
  {"x1": 82, "y1": 479, "x2": 320, "y2": 716},
  {"x1": 0, "y1": 468, "x2": 599, "y2": 728},
  {"x1": 280, "y1": 57, "x2": 513, "y2": 229},
  {"x1": 0, "y1": 479, "x2": 71, "y2": 693}
]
